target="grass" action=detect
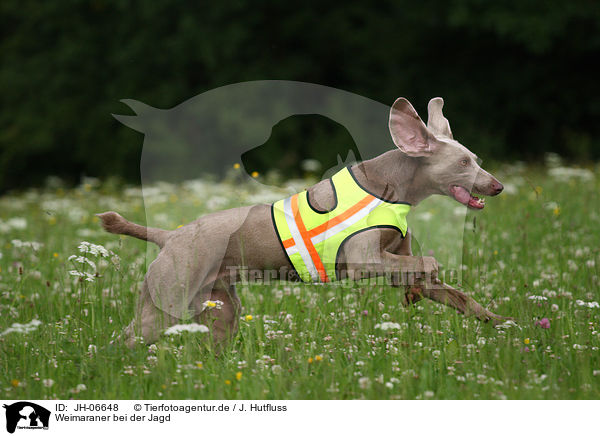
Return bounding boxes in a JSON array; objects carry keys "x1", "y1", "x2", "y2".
[{"x1": 0, "y1": 162, "x2": 599, "y2": 400}]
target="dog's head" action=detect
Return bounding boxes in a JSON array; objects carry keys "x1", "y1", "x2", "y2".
[{"x1": 389, "y1": 97, "x2": 503, "y2": 209}]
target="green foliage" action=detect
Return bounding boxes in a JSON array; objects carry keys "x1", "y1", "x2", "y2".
[{"x1": 1, "y1": 0, "x2": 599, "y2": 192}]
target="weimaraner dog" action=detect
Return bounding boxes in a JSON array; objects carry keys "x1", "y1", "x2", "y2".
[{"x1": 98, "y1": 97, "x2": 509, "y2": 348}]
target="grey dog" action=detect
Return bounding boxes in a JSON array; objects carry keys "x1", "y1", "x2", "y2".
[{"x1": 98, "y1": 97, "x2": 509, "y2": 348}]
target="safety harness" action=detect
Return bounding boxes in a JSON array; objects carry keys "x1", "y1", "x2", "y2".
[{"x1": 271, "y1": 166, "x2": 410, "y2": 283}]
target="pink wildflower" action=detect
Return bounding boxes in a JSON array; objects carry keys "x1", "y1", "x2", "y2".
[{"x1": 536, "y1": 318, "x2": 551, "y2": 329}]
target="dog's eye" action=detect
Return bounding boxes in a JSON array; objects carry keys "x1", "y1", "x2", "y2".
[{"x1": 460, "y1": 158, "x2": 469, "y2": 166}]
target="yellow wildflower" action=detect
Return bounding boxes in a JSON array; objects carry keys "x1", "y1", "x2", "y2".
[
  {"x1": 205, "y1": 301, "x2": 216, "y2": 308},
  {"x1": 233, "y1": 163, "x2": 241, "y2": 169},
  {"x1": 235, "y1": 372, "x2": 242, "y2": 381},
  {"x1": 196, "y1": 362, "x2": 203, "y2": 369},
  {"x1": 11, "y1": 379, "x2": 20, "y2": 388},
  {"x1": 315, "y1": 355, "x2": 323, "y2": 362},
  {"x1": 308, "y1": 357, "x2": 314, "y2": 364},
  {"x1": 53, "y1": 253, "x2": 59, "y2": 258},
  {"x1": 553, "y1": 207, "x2": 560, "y2": 216},
  {"x1": 524, "y1": 338, "x2": 530, "y2": 345},
  {"x1": 251, "y1": 171, "x2": 259, "y2": 178},
  {"x1": 245, "y1": 315, "x2": 253, "y2": 321},
  {"x1": 225, "y1": 379, "x2": 231, "y2": 385}
]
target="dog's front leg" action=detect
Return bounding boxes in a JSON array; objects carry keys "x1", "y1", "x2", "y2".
[{"x1": 421, "y1": 279, "x2": 510, "y2": 325}]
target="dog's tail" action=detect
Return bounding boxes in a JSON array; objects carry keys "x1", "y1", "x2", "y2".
[{"x1": 96, "y1": 211, "x2": 170, "y2": 248}]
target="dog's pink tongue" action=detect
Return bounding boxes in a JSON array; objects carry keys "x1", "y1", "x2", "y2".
[{"x1": 450, "y1": 186, "x2": 471, "y2": 205}]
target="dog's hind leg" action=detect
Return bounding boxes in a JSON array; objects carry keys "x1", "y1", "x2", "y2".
[
  {"x1": 117, "y1": 281, "x2": 181, "y2": 347},
  {"x1": 193, "y1": 282, "x2": 241, "y2": 352}
]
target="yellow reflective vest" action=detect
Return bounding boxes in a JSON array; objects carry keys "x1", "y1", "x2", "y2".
[{"x1": 271, "y1": 166, "x2": 410, "y2": 283}]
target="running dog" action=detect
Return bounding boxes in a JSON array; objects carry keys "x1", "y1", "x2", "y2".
[{"x1": 98, "y1": 97, "x2": 509, "y2": 347}]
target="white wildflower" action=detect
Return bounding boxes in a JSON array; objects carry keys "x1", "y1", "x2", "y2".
[
  {"x1": 528, "y1": 295, "x2": 547, "y2": 301},
  {"x1": 10, "y1": 218, "x2": 27, "y2": 229},
  {"x1": 164, "y1": 323, "x2": 209, "y2": 335},
  {"x1": 1, "y1": 319, "x2": 42, "y2": 336},
  {"x1": 78, "y1": 241, "x2": 110, "y2": 257},
  {"x1": 11, "y1": 239, "x2": 43, "y2": 251},
  {"x1": 0, "y1": 217, "x2": 27, "y2": 232},
  {"x1": 502, "y1": 183, "x2": 518, "y2": 195},
  {"x1": 301, "y1": 159, "x2": 321, "y2": 172},
  {"x1": 419, "y1": 211, "x2": 433, "y2": 221},
  {"x1": 575, "y1": 300, "x2": 599, "y2": 309},
  {"x1": 374, "y1": 322, "x2": 401, "y2": 331},
  {"x1": 358, "y1": 377, "x2": 371, "y2": 390},
  {"x1": 68, "y1": 270, "x2": 96, "y2": 282},
  {"x1": 42, "y1": 379, "x2": 54, "y2": 388},
  {"x1": 68, "y1": 255, "x2": 96, "y2": 269},
  {"x1": 495, "y1": 320, "x2": 520, "y2": 330},
  {"x1": 548, "y1": 166, "x2": 594, "y2": 182}
]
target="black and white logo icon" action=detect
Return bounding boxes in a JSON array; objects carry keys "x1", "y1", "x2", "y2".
[{"x1": 3, "y1": 402, "x2": 50, "y2": 434}]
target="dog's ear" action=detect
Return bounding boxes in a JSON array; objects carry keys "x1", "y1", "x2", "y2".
[
  {"x1": 427, "y1": 97, "x2": 453, "y2": 139},
  {"x1": 389, "y1": 98, "x2": 437, "y2": 156}
]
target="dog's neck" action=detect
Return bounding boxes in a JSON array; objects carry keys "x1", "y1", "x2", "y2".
[{"x1": 350, "y1": 150, "x2": 431, "y2": 206}]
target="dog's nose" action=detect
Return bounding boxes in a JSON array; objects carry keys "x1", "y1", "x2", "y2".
[{"x1": 490, "y1": 180, "x2": 503, "y2": 195}]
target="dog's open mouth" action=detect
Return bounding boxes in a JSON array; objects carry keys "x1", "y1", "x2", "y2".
[{"x1": 449, "y1": 185, "x2": 485, "y2": 209}]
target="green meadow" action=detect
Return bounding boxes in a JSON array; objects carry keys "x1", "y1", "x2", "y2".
[{"x1": 1, "y1": 161, "x2": 599, "y2": 399}]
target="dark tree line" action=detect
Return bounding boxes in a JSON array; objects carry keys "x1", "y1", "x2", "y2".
[{"x1": 1, "y1": 0, "x2": 599, "y2": 192}]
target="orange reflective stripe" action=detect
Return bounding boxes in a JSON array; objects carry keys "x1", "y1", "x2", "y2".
[
  {"x1": 282, "y1": 193, "x2": 376, "y2": 249},
  {"x1": 291, "y1": 194, "x2": 330, "y2": 282},
  {"x1": 282, "y1": 238, "x2": 295, "y2": 249},
  {"x1": 307, "y1": 194, "x2": 374, "y2": 238}
]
